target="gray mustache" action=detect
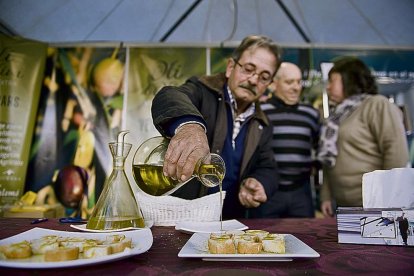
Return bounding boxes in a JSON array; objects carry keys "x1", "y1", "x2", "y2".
[{"x1": 239, "y1": 84, "x2": 257, "y2": 95}]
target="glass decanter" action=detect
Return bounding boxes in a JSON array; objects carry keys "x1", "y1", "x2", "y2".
[
  {"x1": 132, "y1": 136, "x2": 226, "y2": 196},
  {"x1": 86, "y1": 130, "x2": 145, "y2": 230}
]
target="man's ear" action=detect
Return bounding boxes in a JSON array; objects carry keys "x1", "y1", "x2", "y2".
[{"x1": 225, "y1": 58, "x2": 236, "y2": 78}]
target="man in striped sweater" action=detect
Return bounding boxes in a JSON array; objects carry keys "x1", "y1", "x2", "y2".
[{"x1": 258, "y1": 62, "x2": 321, "y2": 218}]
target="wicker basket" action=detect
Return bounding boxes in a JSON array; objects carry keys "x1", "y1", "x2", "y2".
[{"x1": 135, "y1": 190, "x2": 226, "y2": 226}]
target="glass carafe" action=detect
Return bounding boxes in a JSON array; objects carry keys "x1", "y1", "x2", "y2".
[
  {"x1": 132, "y1": 136, "x2": 225, "y2": 196},
  {"x1": 86, "y1": 131, "x2": 145, "y2": 230}
]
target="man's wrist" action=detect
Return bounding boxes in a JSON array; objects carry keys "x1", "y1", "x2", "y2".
[{"x1": 174, "y1": 121, "x2": 207, "y2": 135}]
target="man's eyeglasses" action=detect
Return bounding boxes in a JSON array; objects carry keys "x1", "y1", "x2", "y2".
[{"x1": 234, "y1": 60, "x2": 273, "y2": 85}]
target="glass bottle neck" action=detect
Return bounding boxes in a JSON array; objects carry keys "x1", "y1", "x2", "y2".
[{"x1": 113, "y1": 156, "x2": 126, "y2": 168}]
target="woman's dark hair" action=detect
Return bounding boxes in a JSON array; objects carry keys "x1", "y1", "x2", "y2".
[
  {"x1": 231, "y1": 35, "x2": 282, "y2": 75},
  {"x1": 329, "y1": 56, "x2": 378, "y2": 97}
]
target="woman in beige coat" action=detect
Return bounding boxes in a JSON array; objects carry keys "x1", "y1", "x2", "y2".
[{"x1": 317, "y1": 57, "x2": 409, "y2": 217}]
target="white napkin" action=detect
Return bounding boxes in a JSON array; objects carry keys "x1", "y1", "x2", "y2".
[{"x1": 362, "y1": 168, "x2": 414, "y2": 208}]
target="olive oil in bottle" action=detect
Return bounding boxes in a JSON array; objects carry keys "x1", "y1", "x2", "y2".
[
  {"x1": 133, "y1": 160, "x2": 225, "y2": 196},
  {"x1": 132, "y1": 136, "x2": 226, "y2": 196},
  {"x1": 87, "y1": 216, "x2": 145, "y2": 230},
  {"x1": 133, "y1": 164, "x2": 180, "y2": 196},
  {"x1": 86, "y1": 131, "x2": 145, "y2": 230}
]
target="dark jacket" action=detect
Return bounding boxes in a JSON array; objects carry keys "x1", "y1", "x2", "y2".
[{"x1": 151, "y1": 73, "x2": 278, "y2": 210}]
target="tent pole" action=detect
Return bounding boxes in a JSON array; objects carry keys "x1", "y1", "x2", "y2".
[
  {"x1": 275, "y1": 0, "x2": 311, "y2": 43},
  {"x1": 160, "y1": 0, "x2": 204, "y2": 42}
]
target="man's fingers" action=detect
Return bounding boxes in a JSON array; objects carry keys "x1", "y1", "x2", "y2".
[
  {"x1": 238, "y1": 188, "x2": 250, "y2": 206},
  {"x1": 239, "y1": 186, "x2": 261, "y2": 208},
  {"x1": 243, "y1": 179, "x2": 258, "y2": 190},
  {"x1": 163, "y1": 123, "x2": 209, "y2": 181},
  {"x1": 238, "y1": 178, "x2": 267, "y2": 208},
  {"x1": 254, "y1": 192, "x2": 267, "y2": 203},
  {"x1": 238, "y1": 192, "x2": 247, "y2": 206}
]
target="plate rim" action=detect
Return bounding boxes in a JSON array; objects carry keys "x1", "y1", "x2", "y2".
[
  {"x1": 0, "y1": 227, "x2": 153, "y2": 269},
  {"x1": 201, "y1": 257, "x2": 294, "y2": 262},
  {"x1": 178, "y1": 232, "x2": 320, "y2": 260}
]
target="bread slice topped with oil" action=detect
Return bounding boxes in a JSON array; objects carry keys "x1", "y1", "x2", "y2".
[{"x1": 207, "y1": 233, "x2": 236, "y2": 254}]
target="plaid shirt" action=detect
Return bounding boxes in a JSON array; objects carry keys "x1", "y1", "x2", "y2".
[{"x1": 227, "y1": 86, "x2": 255, "y2": 149}]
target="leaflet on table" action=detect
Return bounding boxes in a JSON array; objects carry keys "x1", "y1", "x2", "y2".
[{"x1": 336, "y1": 207, "x2": 413, "y2": 247}]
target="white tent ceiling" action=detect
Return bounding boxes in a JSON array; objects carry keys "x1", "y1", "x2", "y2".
[{"x1": 1, "y1": 0, "x2": 414, "y2": 48}]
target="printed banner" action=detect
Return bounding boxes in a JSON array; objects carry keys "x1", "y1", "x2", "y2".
[
  {"x1": 126, "y1": 47, "x2": 206, "y2": 148},
  {"x1": 125, "y1": 47, "x2": 207, "y2": 188},
  {"x1": 25, "y1": 46, "x2": 127, "y2": 218},
  {"x1": 0, "y1": 35, "x2": 47, "y2": 208}
]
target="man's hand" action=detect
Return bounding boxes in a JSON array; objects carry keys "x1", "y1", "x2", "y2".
[
  {"x1": 163, "y1": 123, "x2": 209, "y2": 182},
  {"x1": 238, "y1": 178, "x2": 267, "y2": 208}
]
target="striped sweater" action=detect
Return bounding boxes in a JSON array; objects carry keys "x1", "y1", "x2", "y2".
[{"x1": 261, "y1": 96, "x2": 321, "y2": 190}]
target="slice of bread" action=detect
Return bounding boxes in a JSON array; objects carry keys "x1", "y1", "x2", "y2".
[
  {"x1": 232, "y1": 234, "x2": 256, "y2": 249},
  {"x1": 44, "y1": 247, "x2": 79, "y2": 262},
  {"x1": 30, "y1": 237, "x2": 59, "y2": 254},
  {"x1": 245, "y1": 230, "x2": 269, "y2": 241},
  {"x1": 262, "y1": 234, "x2": 285, "y2": 254},
  {"x1": 60, "y1": 238, "x2": 99, "y2": 253},
  {"x1": 224, "y1": 230, "x2": 245, "y2": 238},
  {"x1": 208, "y1": 234, "x2": 236, "y2": 254},
  {"x1": 105, "y1": 234, "x2": 126, "y2": 243},
  {"x1": 108, "y1": 238, "x2": 132, "y2": 254},
  {"x1": 237, "y1": 236, "x2": 263, "y2": 254},
  {"x1": 0, "y1": 241, "x2": 32, "y2": 259},
  {"x1": 83, "y1": 245, "x2": 112, "y2": 259}
]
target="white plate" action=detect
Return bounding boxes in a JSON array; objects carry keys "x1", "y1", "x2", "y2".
[
  {"x1": 175, "y1": 220, "x2": 248, "y2": 234},
  {"x1": 0, "y1": 227, "x2": 153, "y2": 269},
  {"x1": 70, "y1": 220, "x2": 154, "y2": 232},
  {"x1": 178, "y1": 232, "x2": 320, "y2": 261}
]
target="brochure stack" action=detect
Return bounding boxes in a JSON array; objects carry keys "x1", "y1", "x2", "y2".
[{"x1": 336, "y1": 207, "x2": 413, "y2": 246}]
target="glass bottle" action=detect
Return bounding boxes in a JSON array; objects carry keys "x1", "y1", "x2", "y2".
[
  {"x1": 86, "y1": 130, "x2": 145, "y2": 230},
  {"x1": 132, "y1": 136, "x2": 226, "y2": 196}
]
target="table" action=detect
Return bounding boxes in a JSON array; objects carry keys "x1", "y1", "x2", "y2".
[{"x1": 0, "y1": 218, "x2": 413, "y2": 275}]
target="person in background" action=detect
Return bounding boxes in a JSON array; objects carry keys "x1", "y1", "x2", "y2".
[
  {"x1": 317, "y1": 56, "x2": 409, "y2": 217},
  {"x1": 151, "y1": 35, "x2": 281, "y2": 219},
  {"x1": 396, "y1": 212, "x2": 409, "y2": 246},
  {"x1": 256, "y1": 62, "x2": 321, "y2": 218}
]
